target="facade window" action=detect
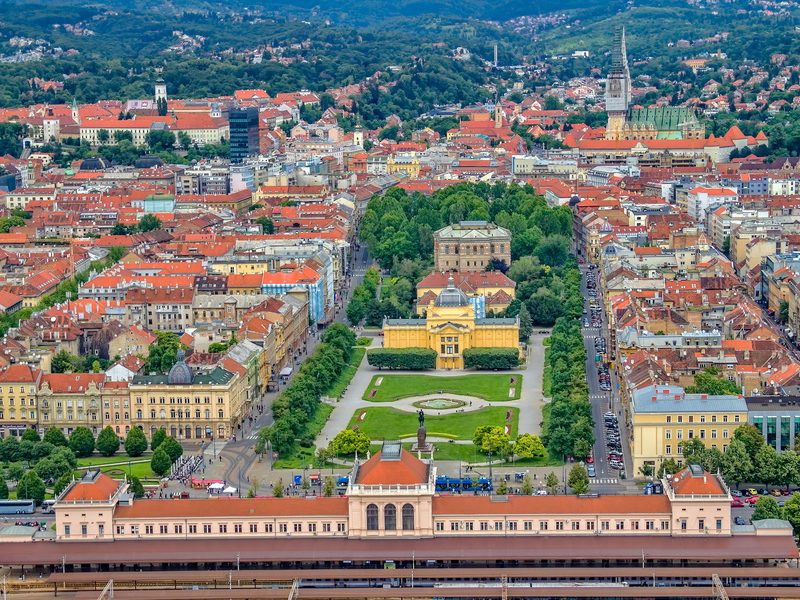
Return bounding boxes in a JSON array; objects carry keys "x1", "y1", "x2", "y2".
[
  {"x1": 555, "y1": 521, "x2": 565, "y2": 531},
  {"x1": 571, "y1": 521, "x2": 580, "y2": 531},
  {"x1": 450, "y1": 522, "x2": 460, "y2": 531},
  {"x1": 249, "y1": 524, "x2": 258, "y2": 533},
  {"x1": 586, "y1": 521, "x2": 595, "y2": 530},
  {"x1": 266, "y1": 524, "x2": 274, "y2": 533},
  {"x1": 480, "y1": 521, "x2": 489, "y2": 531},
  {"x1": 234, "y1": 524, "x2": 242, "y2": 533},
  {"x1": 293, "y1": 523, "x2": 302, "y2": 533},
  {"x1": 646, "y1": 521, "x2": 654, "y2": 530},
  {"x1": 661, "y1": 520, "x2": 669, "y2": 530},
  {"x1": 465, "y1": 521, "x2": 474, "y2": 531},
  {"x1": 539, "y1": 521, "x2": 548, "y2": 531},
  {"x1": 309, "y1": 523, "x2": 317, "y2": 533},
  {"x1": 219, "y1": 524, "x2": 227, "y2": 534},
  {"x1": 323, "y1": 523, "x2": 331, "y2": 533},
  {"x1": 716, "y1": 519, "x2": 722, "y2": 530},
  {"x1": 366, "y1": 504, "x2": 379, "y2": 531},
  {"x1": 507, "y1": 521, "x2": 517, "y2": 531},
  {"x1": 203, "y1": 524, "x2": 212, "y2": 534},
  {"x1": 337, "y1": 523, "x2": 346, "y2": 532},
  {"x1": 160, "y1": 525, "x2": 168, "y2": 534},
  {"x1": 698, "y1": 519, "x2": 705, "y2": 530},
  {"x1": 523, "y1": 521, "x2": 533, "y2": 531},
  {"x1": 81, "y1": 524, "x2": 88, "y2": 536},
  {"x1": 436, "y1": 522, "x2": 444, "y2": 531},
  {"x1": 494, "y1": 521, "x2": 504, "y2": 531},
  {"x1": 665, "y1": 445, "x2": 671, "y2": 455},
  {"x1": 666, "y1": 416, "x2": 671, "y2": 423},
  {"x1": 61, "y1": 524, "x2": 70, "y2": 537},
  {"x1": 601, "y1": 521, "x2": 610, "y2": 530},
  {"x1": 146, "y1": 525, "x2": 154, "y2": 535},
  {"x1": 402, "y1": 504, "x2": 414, "y2": 530},
  {"x1": 616, "y1": 521, "x2": 624, "y2": 530},
  {"x1": 665, "y1": 431, "x2": 671, "y2": 440},
  {"x1": 384, "y1": 504, "x2": 397, "y2": 531},
  {"x1": 174, "y1": 525, "x2": 182, "y2": 534},
  {"x1": 711, "y1": 430, "x2": 717, "y2": 439},
  {"x1": 723, "y1": 430, "x2": 729, "y2": 439},
  {"x1": 188, "y1": 525, "x2": 196, "y2": 534}
]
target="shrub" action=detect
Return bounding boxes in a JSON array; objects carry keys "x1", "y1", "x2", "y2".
[
  {"x1": 366, "y1": 348, "x2": 436, "y2": 370},
  {"x1": 463, "y1": 347, "x2": 520, "y2": 370}
]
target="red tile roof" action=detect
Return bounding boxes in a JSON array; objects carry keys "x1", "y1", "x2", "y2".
[
  {"x1": 433, "y1": 494, "x2": 671, "y2": 516},
  {"x1": 41, "y1": 373, "x2": 104, "y2": 393},
  {"x1": 62, "y1": 473, "x2": 120, "y2": 503},
  {"x1": 669, "y1": 467, "x2": 727, "y2": 496},
  {"x1": 356, "y1": 449, "x2": 429, "y2": 485},
  {"x1": 0, "y1": 364, "x2": 41, "y2": 383},
  {"x1": 115, "y1": 497, "x2": 348, "y2": 519}
]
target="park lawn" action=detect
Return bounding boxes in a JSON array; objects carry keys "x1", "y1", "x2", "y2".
[
  {"x1": 93, "y1": 461, "x2": 157, "y2": 480},
  {"x1": 325, "y1": 347, "x2": 366, "y2": 399},
  {"x1": 367, "y1": 441, "x2": 560, "y2": 466},
  {"x1": 363, "y1": 374, "x2": 522, "y2": 403},
  {"x1": 77, "y1": 454, "x2": 150, "y2": 467},
  {"x1": 349, "y1": 406, "x2": 518, "y2": 440}
]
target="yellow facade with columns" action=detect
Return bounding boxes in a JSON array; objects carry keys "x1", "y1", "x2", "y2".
[{"x1": 383, "y1": 277, "x2": 519, "y2": 369}]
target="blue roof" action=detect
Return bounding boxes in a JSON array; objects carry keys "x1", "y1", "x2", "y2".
[{"x1": 632, "y1": 385, "x2": 747, "y2": 413}]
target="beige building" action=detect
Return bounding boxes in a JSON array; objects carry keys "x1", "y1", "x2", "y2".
[
  {"x1": 53, "y1": 445, "x2": 773, "y2": 545},
  {"x1": 128, "y1": 357, "x2": 246, "y2": 441},
  {"x1": 0, "y1": 364, "x2": 42, "y2": 438},
  {"x1": 433, "y1": 221, "x2": 512, "y2": 272},
  {"x1": 37, "y1": 373, "x2": 105, "y2": 436},
  {"x1": 630, "y1": 384, "x2": 747, "y2": 474}
]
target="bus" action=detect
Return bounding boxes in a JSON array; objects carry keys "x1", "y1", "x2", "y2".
[
  {"x1": 0, "y1": 499, "x2": 35, "y2": 514},
  {"x1": 41, "y1": 500, "x2": 57, "y2": 514}
]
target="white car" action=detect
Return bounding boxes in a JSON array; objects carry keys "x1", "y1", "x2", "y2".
[{"x1": 535, "y1": 489, "x2": 548, "y2": 496}]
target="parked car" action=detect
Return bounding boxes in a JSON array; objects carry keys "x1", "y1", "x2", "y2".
[
  {"x1": 734, "y1": 516, "x2": 746, "y2": 526},
  {"x1": 745, "y1": 496, "x2": 760, "y2": 505},
  {"x1": 730, "y1": 498, "x2": 744, "y2": 508},
  {"x1": 746, "y1": 488, "x2": 758, "y2": 496},
  {"x1": 587, "y1": 465, "x2": 596, "y2": 477}
]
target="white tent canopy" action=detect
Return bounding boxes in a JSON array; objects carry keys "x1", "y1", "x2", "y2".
[
  {"x1": 207, "y1": 483, "x2": 224, "y2": 490},
  {"x1": 222, "y1": 486, "x2": 237, "y2": 494}
]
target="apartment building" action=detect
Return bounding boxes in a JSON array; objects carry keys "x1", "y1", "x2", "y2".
[{"x1": 0, "y1": 365, "x2": 42, "y2": 438}]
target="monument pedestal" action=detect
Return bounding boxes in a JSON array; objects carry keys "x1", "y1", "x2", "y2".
[{"x1": 411, "y1": 425, "x2": 433, "y2": 453}]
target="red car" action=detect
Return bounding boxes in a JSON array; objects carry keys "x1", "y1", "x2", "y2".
[
  {"x1": 745, "y1": 495, "x2": 760, "y2": 505},
  {"x1": 730, "y1": 498, "x2": 744, "y2": 508},
  {"x1": 586, "y1": 455, "x2": 594, "y2": 464}
]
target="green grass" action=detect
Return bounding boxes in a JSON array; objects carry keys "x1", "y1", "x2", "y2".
[
  {"x1": 273, "y1": 404, "x2": 334, "y2": 469},
  {"x1": 363, "y1": 374, "x2": 522, "y2": 403},
  {"x1": 77, "y1": 454, "x2": 150, "y2": 467},
  {"x1": 368, "y1": 441, "x2": 561, "y2": 466},
  {"x1": 98, "y1": 462, "x2": 157, "y2": 480},
  {"x1": 349, "y1": 406, "x2": 518, "y2": 440},
  {"x1": 325, "y1": 347, "x2": 366, "y2": 399},
  {"x1": 356, "y1": 337, "x2": 372, "y2": 346}
]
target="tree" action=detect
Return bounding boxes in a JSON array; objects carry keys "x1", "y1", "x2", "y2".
[
  {"x1": 21, "y1": 428, "x2": 40, "y2": 443},
  {"x1": 518, "y1": 303, "x2": 533, "y2": 341},
  {"x1": 146, "y1": 129, "x2": 175, "y2": 152},
  {"x1": 733, "y1": 425, "x2": 765, "y2": 462},
  {"x1": 0, "y1": 478, "x2": 7, "y2": 500},
  {"x1": 151, "y1": 428, "x2": 167, "y2": 451},
  {"x1": 43, "y1": 427, "x2": 68, "y2": 447},
  {"x1": 721, "y1": 439, "x2": 753, "y2": 488},
  {"x1": 124, "y1": 427, "x2": 148, "y2": 457},
  {"x1": 329, "y1": 429, "x2": 370, "y2": 456},
  {"x1": 323, "y1": 476, "x2": 335, "y2": 497},
  {"x1": 51, "y1": 349, "x2": 81, "y2": 373},
  {"x1": 138, "y1": 214, "x2": 162, "y2": 232},
  {"x1": 685, "y1": 367, "x2": 739, "y2": 395},
  {"x1": 679, "y1": 438, "x2": 707, "y2": 466},
  {"x1": 496, "y1": 479, "x2": 508, "y2": 495},
  {"x1": 160, "y1": 436, "x2": 183, "y2": 464},
  {"x1": 96, "y1": 426, "x2": 120, "y2": 457},
  {"x1": 69, "y1": 427, "x2": 95, "y2": 458},
  {"x1": 514, "y1": 433, "x2": 546, "y2": 460},
  {"x1": 129, "y1": 476, "x2": 145, "y2": 498},
  {"x1": 568, "y1": 464, "x2": 589, "y2": 494},
  {"x1": 783, "y1": 493, "x2": 800, "y2": 535},
  {"x1": 754, "y1": 444, "x2": 781, "y2": 485},
  {"x1": 779, "y1": 300, "x2": 790, "y2": 324},
  {"x1": 53, "y1": 472, "x2": 72, "y2": 496},
  {"x1": 545, "y1": 472, "x2": 559, "y2": 495},
  {"x1": 255, "y1": 217, "x2": 274, "y2": 234},
  {"x1": 150, "y1": 447, "x2": 171, "y2": 477},
  {"x1": 17, "y1": 471, "x2": 45, "y2": 505},
  {"x1": 753, "y1": 496, "x2": 783, "y2": 521},
  {"x1": 273, "y1": 478, "x2": 285, "y2": 498},
  {"x1": 473, "y1": 425, "x2": 510, "y2": 455},
  {"x1": 657, "y1": 458, "x2": 680, "y2": 478},
  {"x1": 639, "y1": 463, "x2": 654, "y2": 478},
  {"x1": 98, "y1": 129, "x2": 109, "y2": 143},
  {"x1": 521, "y1": 474, "x2": 533, "y2": 495}
]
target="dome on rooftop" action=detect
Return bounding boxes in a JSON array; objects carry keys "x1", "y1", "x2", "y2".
[
  {"x1": 167, "y1": 353, "x2": 193, "y2": 385},
  {"x1": 134, "y1": 155, "x2": 164, "y2": 169},
  {"x1": 434, "y1": 275, "x2": 470, "y2": 307},
  {"x1": 79, "y1": 157, "x2": 108, "y2": 171}
]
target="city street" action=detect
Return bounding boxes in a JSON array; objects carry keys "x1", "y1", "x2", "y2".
[{"x1": 579, "y1": 265, "x2": 635, "y2": 494}]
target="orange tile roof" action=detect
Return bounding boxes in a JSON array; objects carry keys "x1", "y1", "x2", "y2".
[
  {"x1": 433, "y1": 494, "x2": 671, "y2": 516},
  {"x1": 115, "y1": 496, "x2": 349, "y2": 519},
  {"x1": 356, "y1": 449, "x2": 429, "y2": 485},
  {"x1": 62, "y1": 473, "x2": 120, "y2": 503},
  {"x1": 0, "y1": 364, "x2": 41, "y2": 383},
  {"x1": 41, "y1": 373, "x2": 104, "y2": 393},
  {"x1": 668, "y1": 467, "x2": 726, "y2": 496}
]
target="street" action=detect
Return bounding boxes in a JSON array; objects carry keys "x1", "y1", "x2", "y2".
[{"x1": 579, "y1": 264, "x2": 635, "y2": 494}]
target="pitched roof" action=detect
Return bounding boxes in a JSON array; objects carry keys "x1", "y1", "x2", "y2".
[
  {"x1": 0, "y1": 364, "x2": 41, "y2": 383},
  {"x1": 115, "y1": 497, "x2": 348, "y2": 519},
  {"x1": 669, "y1": 466, "x2": 727, "y2": 496},
  {"x1": 433, "y1": 494, "x2": 671, "y2": 515},
  {"x1": 61, "y1": 472, "x2": 120, "y2": 503},
  {"x1": 41, "y1": 373, "x2": 104, "y2": 393},
  {"x1": 355, "y1": 449, "x2": 429, "y2": 485}
]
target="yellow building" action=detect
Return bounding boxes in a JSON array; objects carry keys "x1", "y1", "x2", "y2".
[
  {"x1": 0, "y1": 364, "x2": 42, "y2": 438},
  {"x1": 383, "y1": 277, "x2": 520, "y2": 369},
  {"x1": 630, "y1": 385, "x2": 748, "y2": 474},
  {"x1": 128, "y1": 356, "x2": 248, "y2": 441},
  {"x1": 415, "y1": 271, "x2": 516, "y2": 316},
  {"x1": 386, "y1": 155, "x2": 421, "y2": 178}
]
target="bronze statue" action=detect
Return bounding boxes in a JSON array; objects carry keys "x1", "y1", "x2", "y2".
[{"x1": 417, "y1": 409, "x2": 425, "y2": 427}]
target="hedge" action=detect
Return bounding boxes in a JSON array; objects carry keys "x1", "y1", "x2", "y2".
[
  {"x1": 463, "y1": 348, "x2": 520, "y2": 370},
  {"x1": 367, "y1": 348, "x2": 436, "y2": 370}
]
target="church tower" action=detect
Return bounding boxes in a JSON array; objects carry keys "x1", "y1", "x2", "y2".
[
  {"x1": 605, "y1": 26, "x2": 631, "y2": 140},
  {"x1": 71, "y1": 97, "x2": 80, "y2": 125},
  {"x1": 154, "y1": 79, "x2": 167, "y2": 104},
  {"x1": 494, "y1": 101, "x2": 503, "y2": 129}
]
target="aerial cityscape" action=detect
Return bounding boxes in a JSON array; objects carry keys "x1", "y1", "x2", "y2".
[{"x1": 1, "y1": 0, "x2": 800, "y2": 596}]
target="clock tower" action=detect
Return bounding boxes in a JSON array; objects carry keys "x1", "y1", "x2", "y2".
[{"x1": 605, "y1": 26, "x2": 631, "y2": 140}]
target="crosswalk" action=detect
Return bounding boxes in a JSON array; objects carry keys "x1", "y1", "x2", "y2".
[
  {"x1": 246, "y1": 432, "x2": 259, "y2": 440},
  {"x1": 590, "y1": 478, "x2": 619, "y2": 484},
  {"x1": 589, "y1": 394, "x2": 607, "y2": 400}
]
